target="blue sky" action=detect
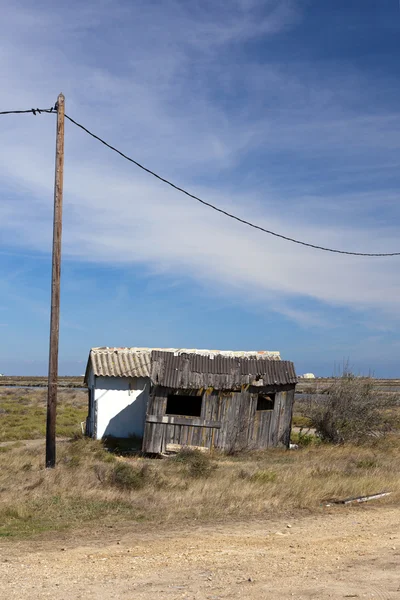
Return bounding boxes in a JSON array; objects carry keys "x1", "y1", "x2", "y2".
[{"x1": 2, "y1": 0, "x2": 400, "y2": 376}]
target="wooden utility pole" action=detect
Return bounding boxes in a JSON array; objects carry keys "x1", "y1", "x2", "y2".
[{"x1": 46, "y1": 93, "x2": 65, "y2": 468}]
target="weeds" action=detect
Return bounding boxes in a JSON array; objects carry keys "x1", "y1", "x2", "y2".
[
  {"x1": 171, "y1": 447, "x2": 217, "y2": 478},
  {"x1": 110, "y1": 462, "x2": 149, "y2": 490}
]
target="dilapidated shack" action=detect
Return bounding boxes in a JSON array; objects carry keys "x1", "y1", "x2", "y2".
[{"x1": 84, "y1": 347, "x2": 297, "y2": 453}]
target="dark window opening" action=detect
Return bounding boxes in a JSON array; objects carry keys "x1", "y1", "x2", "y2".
[
  {"x1": 166, "y1": 394, "x2": 202, "y2": 417},
  {"x1": 257, "y1": 393, "x2": 275, "y2": 411}
]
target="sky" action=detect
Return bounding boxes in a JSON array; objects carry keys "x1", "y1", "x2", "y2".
[{"x1": 1, "y1": 0, "x2": 400, "y2": 377}]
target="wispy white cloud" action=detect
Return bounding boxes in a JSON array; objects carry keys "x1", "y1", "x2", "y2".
[{"x1": 1, "y1": 0, "x2": 400, "y2": 334}]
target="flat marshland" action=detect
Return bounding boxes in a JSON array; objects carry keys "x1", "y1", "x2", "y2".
[
  {"x1": 0, "y1": 387, "x2": 87, "y2": 442},
  {"x1": 1, "y1": 387, "x2": 399, "y2": 538}
]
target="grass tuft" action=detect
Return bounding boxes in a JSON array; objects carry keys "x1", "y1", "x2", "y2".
[
  {"x1": 171, "y1": 447, "x2": 217, "y2": 478},
  {"x1": 250, "y1": 469, "x2": 277, "y2": 484},
  {"x1": 109, "y1": 462, "x2": 149, "y2": 490}
]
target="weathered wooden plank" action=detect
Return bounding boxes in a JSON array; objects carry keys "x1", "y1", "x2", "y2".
[
  {"x1": 215, "y1": 395, "x2": 227, "y2": 449},
  {"x1": 157, "y1": 421, "x2": 166, "y2": 453},
  {"x1": 257, "y1": 409, "x2": 272, "y2": 449},
  {"x1": 179, "y1": 425, "x2": 188, "y2": 446},
  {"x1": 258, "y1": 410, "x2": 267, "y2": 449},
  {"x1": 281, "y1": 388, "x2": 295, "y2": 447},
  {"x1": 147, "y1": 388, "x2": 167, "y2": 416},
  {"x1": 175, "y1": 424, "x2": 182, "y2": 445},
  {"x1": 142, "y1": 422, "x2": 163, "y2": 453},
  {"x1": 246, "y1": 394, "x2": 257, "y2": 449},
  {"x1": 269, "y1": 392, "x2": 281, "y2": 447},
  {"x1": 166, "y1": 443, "x2": 210, "y2": 453},
  {"x1": 142, "y1": 422, "x2": 152, "y2": 452},
  {"x1": 190, "y1": 426, "x2": 200, "y2": 447},
  {"x1": 276, "y1": 391, "x2": 287, "y2": 444},
  {"x1": 187, "y1": 426, "x2": 194, "y2": 446},
  {"x1": 145, "y1": 415, "x2": 221, "y2": 428},
  {"x1": 212, "y1": 393, "x2": 221, "y2": 422},
  {"x1": 219, "y1": 391, "x2": 248, "y2": 452},
  {"x1": 165, "y1": 423, "x2": 175, "y2": 447}
]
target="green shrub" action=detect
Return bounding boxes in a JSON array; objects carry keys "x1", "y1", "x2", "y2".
[
  {"x1": 109, "y1": 462, "x2": 149, "y2": 490},
  {"x1": 304, "y1": 373, "x2": 398, "y2": 444},
  {"x1": 172, "y1": 448, "x2": 216, "y2": 478},
  {"x1": 295, "y1": 431, "x2": 316, "y2": 447}
]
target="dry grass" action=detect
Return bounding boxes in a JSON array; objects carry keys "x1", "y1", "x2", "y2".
[
  {"x1": 0, "y1": 436, "x2": 399, "y2": 538},
  {"x1": 0, "y1": 388, "x2": 87, "y2": 442},
  {"x1": 1, "y1": 386, "x2": 399, "y2": 539}
]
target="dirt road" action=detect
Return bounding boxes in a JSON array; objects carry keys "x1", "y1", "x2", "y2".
[{"x1": 1, "y1": 506, "x2": 399, "y2": 599}]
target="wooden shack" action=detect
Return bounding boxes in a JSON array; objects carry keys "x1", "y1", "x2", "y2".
[{"x1": 84, "y1": 347, "x2": 297, "y2": 453}]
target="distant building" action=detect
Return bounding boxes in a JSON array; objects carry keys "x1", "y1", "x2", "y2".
[
  {"x1": 301, "y1": 373, "x2": 316, "y2": 379},
  {"x1": 84, "y1": 347, "x2": 297, "y2": 453}
]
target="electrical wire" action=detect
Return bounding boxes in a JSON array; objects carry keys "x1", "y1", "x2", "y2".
[
  {"x1": 64, "y1": 114, "x2": 400, "y2": 257},
  {"x1": 0, "y1": 107, "x2": 55, "y2": 116},
  {"x1": 1, "y1": 105, "x2": 399, "y2": 257}
]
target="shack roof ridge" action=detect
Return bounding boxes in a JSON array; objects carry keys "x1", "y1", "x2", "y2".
[{"x1": 90, "y1": 347, "x2": 281, "y2": 359}]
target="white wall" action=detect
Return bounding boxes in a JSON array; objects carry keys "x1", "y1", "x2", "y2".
[{"x1": 94, "y1": 376, "x2": 150, "y2": 440}]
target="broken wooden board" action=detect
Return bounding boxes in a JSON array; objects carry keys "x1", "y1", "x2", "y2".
[
  {"x1": 165, "y1": 443, "x2": 210, "y2": 453},
  {"x1": 326, "y1": 491, "x2": 391, "y2": 506}
]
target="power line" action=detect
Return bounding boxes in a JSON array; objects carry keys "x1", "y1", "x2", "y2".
[
  {"x1": 1, "y1": 105, "x2": 400, "y2": 257},
  {"x1": 0, "y1": 107, "x2": 55, "y2": 116},
  {"x1": 64, "y1": 114, "x2": 400, "y2": 257}
]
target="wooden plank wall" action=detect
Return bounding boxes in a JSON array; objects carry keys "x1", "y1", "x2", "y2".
[
  {"x1": 142, "y1": 388, "x2": 221, "y2": 453},
  {"x1": 142, "y1": 385, "x2": 296, "y2": 453},
  {"x1": 246, "y1": 388, "x2": 295, "y2": 449}
]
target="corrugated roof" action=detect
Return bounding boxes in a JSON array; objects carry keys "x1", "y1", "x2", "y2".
[
  {"x1": 151, "y1": 351, "x2": 297, "y2": 389},
  {"x1": 85, "y1": 347, "x2": 295, "y2": 388},
  {"x1": 87, "y1": 348, "x2": 152, "y2": 379}
]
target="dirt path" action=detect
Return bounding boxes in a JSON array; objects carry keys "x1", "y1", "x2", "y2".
[{"x1": 1, "y1": 506, "x2": 399, "y2": 600}]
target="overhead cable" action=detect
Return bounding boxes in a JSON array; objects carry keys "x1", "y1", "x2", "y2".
[
  {"x1": 64, "y1": 114, "x2": 400, "y2": 257},
  {"x1": 0, "y1": 107, "x2": 55, "y2": 116},
  {"x1": 1, "y1": 105, "x2": 399, "y2": 257}
]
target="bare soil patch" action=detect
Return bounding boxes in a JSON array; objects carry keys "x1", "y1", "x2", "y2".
[{"x1": 0, "y1": 506, "x2": 399, "y2": 599}]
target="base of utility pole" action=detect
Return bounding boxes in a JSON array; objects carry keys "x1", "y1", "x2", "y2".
[{"x1": 46, "y1": 93, "x2": 65, "y2": 468}]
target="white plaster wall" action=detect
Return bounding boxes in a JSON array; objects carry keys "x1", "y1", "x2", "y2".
[{"x1": 95, "y1": 376, "x2": 150, "y2": 440}]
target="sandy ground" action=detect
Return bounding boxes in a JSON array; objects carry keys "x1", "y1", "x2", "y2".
[{"x1": 0, "y1": 506, "x2": 399, "y2": 600}]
